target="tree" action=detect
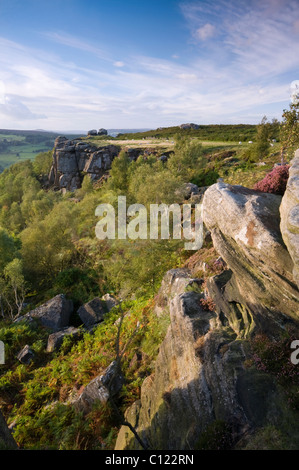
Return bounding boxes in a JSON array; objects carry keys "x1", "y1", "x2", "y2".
[
  {"x1": 167, "y1": 136, "x2": 204, "y2": 180},
  {"x1": 0, "y1": 228, "x2": 17, "y2": 273},
  {"x1": 280, "y1": 102, "x2": 299, "y2": 163},
  {"x1": 108, "y1": 150, "x2": 131, "y2": 193},
  {"x1": 3, "y1": 258, "x2": 27, "y2": 319}
]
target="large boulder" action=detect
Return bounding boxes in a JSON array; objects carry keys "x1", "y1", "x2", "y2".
[
  {"x1": 19, "y1": 294, "x2": 73, "y2": 332},
  {"x1": 280, "y1": 150, "x2": 299, "y2": 288},
  {"x1": 98, "y1": 128, "x2": 108, "y2": 136},
  {"x1": 201, "y1": 181, "x2": 299, "y2": 330},
  {"x1": 77, "y1": 297, "x2": 107, "y2": 327},
  {"x1": 73, "y1": 361, "x2": 124, "y2": 415},
  {"x1": 46, "y1": 327, "x2": 81, "y2": 352}
]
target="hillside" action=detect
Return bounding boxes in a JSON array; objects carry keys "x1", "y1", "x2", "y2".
[
  {"x1": 0, "y1": 129, "x2": 83, "y2": 172},
  {"x1": 0, "y1": 122, "x2": 298, "y2": 451},
  {"x1": 115, "y1": 123, "x2": 258, "y2": 141}
]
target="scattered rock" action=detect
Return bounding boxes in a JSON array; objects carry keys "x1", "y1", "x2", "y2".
[
  {"x1": 98, "y1": 128, "x2": 108, "y2": 136},
  {"x1": 182, "y1": 182, "x2": 200, "y2": 199},
  {"x1": 18, "y1": 294, "x2": 73, "y2": 332},
  {"x1": 77, "y1": 297, "x2": 107, "y2": 327},
  {"x1": 46, "y1": 327, "x2": 81, "y2": 353},
  {"x1": 74, "y1": 361, "x2": 124, "y2": 414},
  {"x1": 17, "y1": 345, "x2": 34, "y2": 365}
]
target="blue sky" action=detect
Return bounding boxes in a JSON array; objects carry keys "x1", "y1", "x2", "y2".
[{"x1": 0, "y1": 0, "x2": 299, "y2": 131}]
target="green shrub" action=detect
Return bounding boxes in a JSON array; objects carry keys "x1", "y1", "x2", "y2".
[{"x1": 195, "y1": 420, "x2": 234, "y2": 450}]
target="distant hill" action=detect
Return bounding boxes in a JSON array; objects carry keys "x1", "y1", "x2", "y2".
[
  {"x1": 116, "y1": 124, "x2": 258, "y2": 142},
  {"x1": 0, "y1": 129, "x2": 83, "y2": 172}
]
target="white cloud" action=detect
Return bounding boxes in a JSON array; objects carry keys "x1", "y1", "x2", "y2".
[
  {"x1": 194, "y1": 23, "x2": 215, "y2": 41},
  {"x1": 0, "y1": 1, "x2": 298, "y2": 132},
  {"x1": 114, "y1": 61, "x2": 125, "y2": 68}
]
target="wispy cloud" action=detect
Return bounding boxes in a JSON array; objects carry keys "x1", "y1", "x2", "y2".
[
  {"x1": 42, "y1": 32, "x2": 109, "y2": 61},
  {"x1": 194, "y1": 23, "x2": 215, "y2": 41},
  {"x1": 180, "y1": 0, "x2": 299, "y2": 78},
  {"x1": 0, "y1": 0, "x2": 298, "y2": 131}
]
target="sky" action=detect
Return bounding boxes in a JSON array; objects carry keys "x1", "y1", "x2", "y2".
[{"x1": 0, "y1": 0, "x2": 299, "y2": 131}]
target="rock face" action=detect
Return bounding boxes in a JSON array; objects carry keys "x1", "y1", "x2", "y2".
[
  {"x1": 19, "y1": 294, "x2": 73, "y2": 332},
  {"x1": 48, "y1": 137, "x2": 164, "y2": 192},
  {"x1": 202, "y1": 181, "x2": 299, "y2": 331},
  {"x1": 115, "y1": 180, "x2": 299, "y2": 451},
  {"x1": 49, "y1": 137, "x2": 120, "y2": 191},
  {"x1": 115, "y1": 269, "x2": 285, "y2": 450},
  {"x1": 280, "y1": 151, "x2": 299, "y2": 288}
]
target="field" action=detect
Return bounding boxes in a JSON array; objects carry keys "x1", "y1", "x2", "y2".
[{"x1": 0, "y1": 130, "x2": 82, "y2": 172}]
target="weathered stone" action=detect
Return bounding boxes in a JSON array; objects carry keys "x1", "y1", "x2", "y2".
[
  {"x1": 19, "y1": 294, "x2": 73, "y2": 332},
  {"x1": 115, "y1": 264, "x2": 296, "y2": 450},
  {"x1": 16, "y1": 345, "x2": 34, "y2": 364},
  {"x1": 154, "y1": 268, "x2": 203, "y2": 317},
  {"x1": 87, "y1": 129, "x2": 97, "y2": 136},
  {"x1": 46, "y1": 327, "x2": 81, "y2": 352},
  {"x1": 48, "y1": 137, "x2": 121, "y2": 191},
  {"x1": 83, "y1": 152, "x2": 103, "y2": 173},
  {"x1": 77, "y1": 297, "x2": 106, "y2": 327},
  {"x1": 280, "y1": 150, "x2": 299, "y2": 288},
  {"x1": 98, "y1": 128, "x2": 108, "y2": 136},
  {"x1": 101, "y1": 293, "x2": 118, "y2": 311},
  {"x1": 201, "y1": 181, "x2": 299, "y2": 327},
  {"x1": 182, "y1": 182, "x2": 200, "y2": 199},
  {"x1": 74, "y1": 361, "x2": 124, "y2": 414}
]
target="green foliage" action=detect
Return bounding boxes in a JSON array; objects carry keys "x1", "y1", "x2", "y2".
[
  {"x1": 195, "y1": 420, "x2": 234, "y2": 450},
  {"x1": 191, "y1": 167, "x2": 219, "y2": 187},
  {"x1": 32, "y1": 151, "x2": 53, "y2": 176},
  {"x1": 280, "y1": 102, "x2": 299, "y2": 161},
  {"x1": 116, "y1": 124, "x2": 257, "y2": 142},
  {"x1": 0, "y1": 295, "x2": 170, "y2": 449},
  {"x1": 108, "y1": 150, "x2": 131, "y2": 193},
  {"x1": 167, "y1": 136, "x2": 204, "y2": 180},
  {"x1": 250, "y1": 330, "x2": 299, "y2": 410}
]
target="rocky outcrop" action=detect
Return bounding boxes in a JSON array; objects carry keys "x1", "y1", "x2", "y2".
[
  {"x1": 48, "y1": 137, "x2": 166, "y2": 191},
  {"x1": 179, "y1": 123, "x2": 200, "y2": 130},
  {"x1": 115, "y1": 269, "x2": 286, "y2": 450},
  {"x1": 202, "y1": 181, "x2": 299, "y2": 333},
  {"x1": 49, "y1": 137, "x2": 120, "y2": 191},
  {"x1": 115, "y1": 179, "x2": 299, "y2": 451},
  {"x1": 280, "y1": 151, "x2": 299, "y2": 288}
]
